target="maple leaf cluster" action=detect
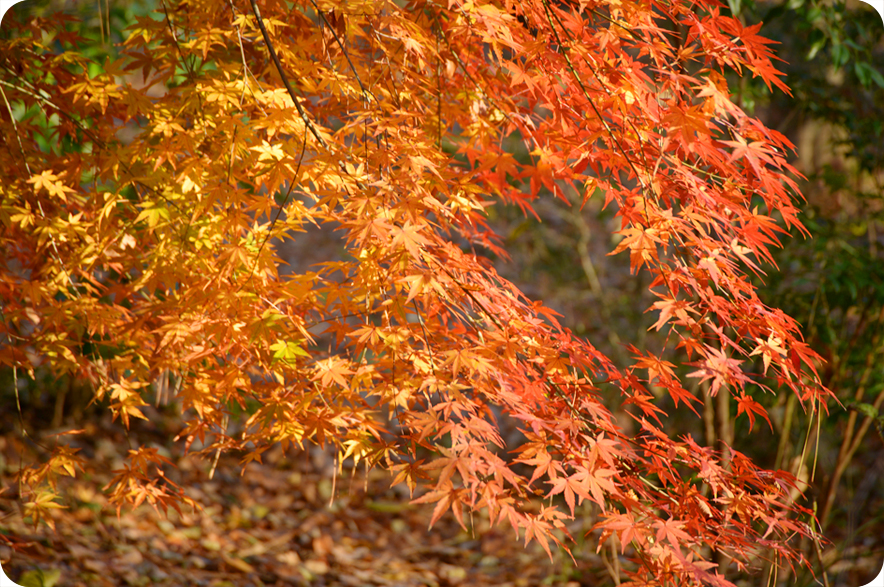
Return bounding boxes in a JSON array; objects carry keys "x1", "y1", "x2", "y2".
[{"x1": 0, "y1": 0, "x2": 830, "y2": 584}]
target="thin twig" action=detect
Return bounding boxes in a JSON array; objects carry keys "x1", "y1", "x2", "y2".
[
  {"x1": 309, "y1": 0, "x2": 376, "y2": 104},
  {"x1": 248, "y1": 0, "x2": 326, "y2": 147}
]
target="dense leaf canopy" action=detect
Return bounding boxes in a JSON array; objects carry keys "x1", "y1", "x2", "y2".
[{"x1": 0, "y1": 0, "x2": 833, "y2": 584}]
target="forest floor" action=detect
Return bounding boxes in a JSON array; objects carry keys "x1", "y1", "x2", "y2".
[
  {"x1": 0, "y1": 416, "x2": 605, "y2": 587},
  {"x1": 0, "y1": 413, "x2": 881, "y2": 587}
]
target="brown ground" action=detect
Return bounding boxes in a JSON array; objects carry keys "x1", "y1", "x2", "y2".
[
  {"x1": 1, "y1": 414, "x2": 881, "y2": 587},
  {"x1": 0, "y1": 423, "x2": 603, "y2": 587}
]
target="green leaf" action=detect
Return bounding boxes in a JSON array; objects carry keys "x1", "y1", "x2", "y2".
[
  {"x1": 854, "y1": 61, "x2": 871, "y2": 86},
  {"x1": 134, "y1": 203, "x2": 170, "y2": 228},
  {"x1": 847, "y1": 402, "x2": 879, "y2": 419},
  {"x1": 18, "y1": 568, "x2": 62, "y2": 587},
  {"x1": 270, "y1": 340, "x2": 309, "y2": 365},
  {"x1": 807, "y1": 37, "x2": 826, "y2": 60},
  {"x1": 833, "y1": 43, "x2": 849, "y2": 67},
  {"x1": 865, "y1": 64, "x2": 884, "y2": 88}
]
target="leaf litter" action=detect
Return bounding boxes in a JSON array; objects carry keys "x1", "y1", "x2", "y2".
[{"x1": 0, "y1": 429, "x2": 603, "y2": 587}]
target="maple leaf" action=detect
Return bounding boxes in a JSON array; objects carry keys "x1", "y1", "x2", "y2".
[
  {"x1": 648, "y1": 297, "x2": 698, "y2": 331},
  {"x1": 735, "y1": 393, "x2": 772, "y2": 432},
  {"x1": 270, "y1": 340, "x2": 309, "y2": 366},
  {"x1": 596, "y1": 512, "x2": 643, "y2": 553},
  {"x1": 633, "y1": 351, "x2": 677, "y2": 385},
  {"x1": 515, "y1": 444, "x2": 561, "y2": 486},
  {"x1": 687, "y1": 348, "x2": 746, "y2": 397},
  {"x1": 28, "y1": 170, "x2": 77, "y2": 202},
  {"x1": 662, "y1": 104, "x2": 711, "y2": 143},
  {"x1": 722, "y1": 133, "x2": 777, "y2": 174},
  {"x1": 611, "y1": 227, "x2": 662, "y2": 272},
  {"x1": 662, "y1": 380, "x2": 703, "y2": 416},
  {"x1": 546, "y1": 472, "x2": 590, "y2": 516},
  {"x1": 312, "y1": 357, "x2": 354, "y2": 388},
  {"x1": 653, "y1": 518, "x2": 692, "y2": 548},
  {"x1": 23, "y1": 491, "x2": 67, "y2": 530},
  {"x1": 412, "y1": 481, "x2": 467, "y2": 531},
  {"x1": 749, "y1": 333, "x2": 787, "y2": 375},
  {"x1": 391, "y1": 222, "x2": 431, "y2": 260}
]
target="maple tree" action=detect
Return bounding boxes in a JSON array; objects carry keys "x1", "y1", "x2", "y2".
[{"x1": 0, "y1": 0, "x2": 834, "y2": 585}]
